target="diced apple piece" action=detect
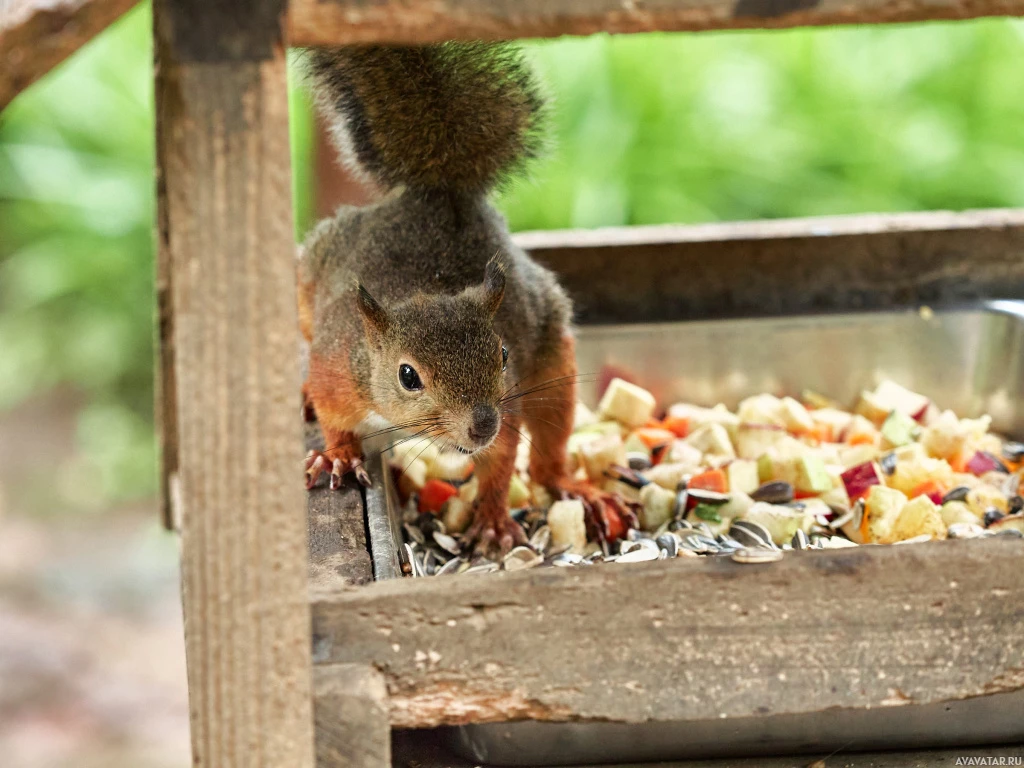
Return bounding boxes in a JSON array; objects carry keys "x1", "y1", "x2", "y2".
[
  {"x1": 940, "y1": 500, "x2": 979, "y2": 527},
  {"x1": 742, "y1": 502, "x2": 812, "y2": 545},
  {"x1": 842, "y1": 414, "x2": 881, "y2": 444},
  {"x1": 838, "y1": 443, "x2": 880, "y2": 469},
  {"x1": 643, "y1": 462, "x2": 691, "y2": 490},
  {"x1": 665, "y1": 440, "x2": 704, "y2": 468},
  {"x1": 919, "y1": 410, "x2": 992, "y2": 462},
  {"x1": 603, "y1": 478, "x2": 642, "y2": 504},
  {"x1": 639, "y1": 483, "x2": 677, "y2": 531},
  {"x1": 863, "y1": 485, "x2": 908, "y2": 543},
  {"x1": 623, "y1": 431, "x2": 651, "y2": 457},
  {"x1": 819, "y1": 477, "x2": 851, "y2": 512},
  {"x1": 507, "y1": 473, "x2": 530, "y2": 508},
  {"x1": 718, "y1": 491, "x2": 755, "y2": 520},
  {"x1": 685, "y1": 423, "x2": 735, "y2": 459},
  {"x1": 427, "y1": 452, "x2": 474, "y2": 482},
  {"x1": 391, "y1": 436, "x2": 440, "y2": 468},
  {"x1": 397, "y1": 458, "x2": 429, "y2": 499},
  {"x1": 796, "y1": 455, "x2": 833, "y2": 494},
  {"x1": 841, "y1": 461, "x2": 884, "y2": 499},
  {"x1": 966, "y1": 451, "x2": 1008, "y2": 476},
  {"x1": 810, "y1": 408, "x2": 854, "y2": 439},
  {"x1": 887, "y1": 495, "x2": 946, "y2": 543},
  {"x1": 598, "y1": 378, "x2": 656, "y2": 427},
  {"x1": 736, "y1": 424, "x2": 806, "y2": 461},
  {"x1": 780, "y1": 397, "x2": 815, "y2": 433},
  {"x1": 667, "y1": 403, "x2": 741, "y2": 440},
  {"x1": 458, "y1": 476, "x2": 479, "y2": 504},
  {"x1": 548, "y1": 500, "x2": 587, "y2": 554},
  {"x1": 880, "y1": 409, "x2": 918, "y2": 448},
  {"x1": 889, "y1": 456, "x2": 954, "y2": 496},
  {"x1": 727, "y1": 459, "x2": 760, "y2": 495},
  {"x1": 531, "y1": 482, "x2": 553, "y2": 509},
  {"x1": 578, "y1": 434, "x2": 627, "y2": 485},
  {"x1": 442, "y1": 497, "x2": 473, "y2": 534},
  {"x1": 855, "y1": 390, "x2": 893, "y2": 426},
  {"x1": 574, "y1": 401, "x2": 599, "y2": 430},
  {"x1": 737, "y1": 394, "x2": 786, "y2": 428},
  {"x1": 873, "y1": 380, "x2": 931, "y2": 420}
]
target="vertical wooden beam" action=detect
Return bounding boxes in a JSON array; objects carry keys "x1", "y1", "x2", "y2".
[
  {"x1": 154, "y1": 1, "x2": 315, "y2": 766},
  {"x1": 314, "y1": 664, "x2": 391, "y2": 768}
]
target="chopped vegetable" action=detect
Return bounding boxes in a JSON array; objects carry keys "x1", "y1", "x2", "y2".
[
  {"x1": 598, "y1": 378, "x2": 657, "y2": 427},
  {"x1": 418, "y1": 479, "x2": 458, "y2": 514},
  {"x1": 632, "y1": 427, "x2": 677, "y2": 449},
  {"x1": 692, "y1": 504, "x2": 723, "y2": 524},
  {"x1": 841, "y1": 461, "x2": 884, "y2": 499},
  {"x1": 661, "y1": 415, "x2": 690, "y2": 438},
  {"x1": 966, "y1": 450, "x2": 1009, "y2": 476},
  {"x1": 688, "y1": 469, "x2": 728, "y2": 494}
]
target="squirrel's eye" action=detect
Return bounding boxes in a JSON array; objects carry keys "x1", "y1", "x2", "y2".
[
  {"x1": 398, "y1": 364, "x2": 423, "y2": 391},
  {"x1": 501, "y1": 346, "x2": 509, "y2": 372}
]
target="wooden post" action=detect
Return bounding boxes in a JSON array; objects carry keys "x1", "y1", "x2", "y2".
[{"x1": 154, "y1": 1, "x2": 315, "y2": 766}]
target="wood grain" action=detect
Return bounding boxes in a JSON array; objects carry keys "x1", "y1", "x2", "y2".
[
  {"x1": 513, "y1": 209, "x2": 1024, "y2": 324},
  {"x1": 0, "y1": 0, "x2": 136, "y2": 109},
  {"x1": 311, "y1": 537, "x2": 1024, "y2": 728},
  {"x1": 287, "y1": 0, "x2": 1024, "y2": 46},
  {"x1": 154, "y1": 0, "x2": 314, "y2": 764}
]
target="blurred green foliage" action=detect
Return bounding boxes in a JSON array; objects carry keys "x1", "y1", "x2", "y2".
[{"x1": 1, "y1": 5, "x2": 1022, "y2": 510}]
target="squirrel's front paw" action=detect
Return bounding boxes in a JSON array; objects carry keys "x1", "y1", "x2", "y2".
[
  {"x1": 463, "y1": 506, "x2": 527, "y2": 557},
  {"x1": 305, "y1": 449, "x2": 371, "y2": 490}
]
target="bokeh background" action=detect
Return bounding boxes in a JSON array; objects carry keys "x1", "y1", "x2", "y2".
[{"x1": 1, "y1": 4, "x2": 1023, "y2": 765}]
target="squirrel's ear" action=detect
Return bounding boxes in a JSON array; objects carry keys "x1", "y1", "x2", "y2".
[
  {"x1": 356, "y1": 283, "x2": 389, "y2": 340},
  {"x1": 482, "y1": 259, "x2": 506, "y2": 317}
]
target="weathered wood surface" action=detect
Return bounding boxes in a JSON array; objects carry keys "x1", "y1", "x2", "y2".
[
  {"x1": 287, "y1": 0, "x2": 1024, "y2": 46},
  {"x1": 315, "y1": 664, "x2": 391, "y2": 768},
  {"x1": 306, "y1": 421, "x2": 373, "y2": 591},
  {"x1": 311, "y1": 537, "x2": 1024, "y2": 728},
  {"x1": 514, "y1": 209, "x2": 1024, "y2": 324},
  {"x1": 154, "y1": 0, "x2": 314, "y2": 764},
  {"x1": 0, "y1": 0, "x2": 136, "y2": 109}
]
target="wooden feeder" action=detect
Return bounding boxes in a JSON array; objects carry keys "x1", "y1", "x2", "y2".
[{"x1": 5, "y1": 0, "x2": 1024, "y2": 766}]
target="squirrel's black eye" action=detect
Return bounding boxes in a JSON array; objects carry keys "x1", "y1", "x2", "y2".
[
  {"x1": 399, "y1": 364, "x2": 423, "y2": 391},
  {"x1": 501, "y1": 346, "x2": 509, "y2": 372}
]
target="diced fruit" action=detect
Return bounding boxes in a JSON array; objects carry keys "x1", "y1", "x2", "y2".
[
  {"x1": 965, "y1": 485, "x2": 1010, "y2": 517},
  {"x1": 863, "y1": 485, "x2": 908, "y2": 543},
  {"x1": 579, "y1": 434, "x2": 627, "y2": 485},
  {"x1": 427, "y1": 452, "x2": 474, "y2": 482},
  {"x1": 887, "y1": 495, "x2": 946, "y2": 543},
  {"x1": 598, "y1": 378, "x2": 657, "y2": 427},
  {"x1": 988, "y1": 513, "x2": 1024, "y2": 535},
  {"x1": 819, "y1": 478, "x2": 851, "y2": 513},
  {"x1": 743, "y1": 502, "x2": 813, "y2": 545},
  {"x1": 737, "y1": 394, "x2": 786, "y2": 428},
  {"x1": 909, "y1": 479, "x2": 946, "y2": 505},
  {"x1": 838, "y1": 443, "x2": 880, "y2": 469},
  {"x1": 573, "y1": 420, "x2": 625, "y2": 437},
  {"x1": 442, "y1": 497, "x2": 473, "y2": 534},
  {"x1": 418, "y1": 479, "x2": 458, "y2": 514},
  {"x1": 736, "y1": 424, "x2": 805, "y2": 461},
  {"x1": 530, "y1": 482, "x2": 553, "y2": 509},
  {"x1": 507, "y1": 474, "x2": 530, "y2": 508},
  {"x1": 632, "y1": 427, "x2": 676, "y2": 449},
  {"x1": 889, "y1": 456, "x2": 954, "y2": 496},
  {"x1": 458, "y1": 476, "x2": 479, "y2": 504},
  {"x1": 843, "y1": 414, "x2": 881, "y2": 444},
  {"x1": 802, "y1": 389, "x2": 840, "y2": 410},
  {"x1": 623, "y1": 432, "x2": 651, "y2": 457},
  {"x1": 666, "y1": 439, "x2": 704, "y2": 469},
  {"x1": 643, "y1": 462, "x2": 690, "y2": 490},
  {"x1": 726, "y1": 460, "x2": 760, "y2": 495},
  {"x1": 940, "y1": 500, "x2": 979, "y2": 527},
  {"x1": 880, "y1": 409, "x2": 918, "y2": 448},
  {"x1": 688, "y1": 468, "x2": 728, "y2": 494},
  {"x1": 869, "y1": 380, "x2": 931, "y2": 421},
  {"x1": 780, "y1": 397, "x2": 815, "y2": 433},
  {"x1": 603, "y1": 478, "x2": 642, "y2": 504},
  {"x1": 796, "y1": 455, "x2": 833, "y2": 494},
  {"x1": 717, "y1": 491, "x2": 755, "y2": 520},
  {"x1": 841, "y1": 461, "x2": 884, "y2": 499},
  {"x1": 966, "y1": 450, "x2": 1009, "y2": 476},
  {"x1": 573, "y1": 401, "x2": 599, "y2": 430},
  {"x1": 391, "y1": 436, "x2": 441, "y2": 467},
  {"x1": 685, "y1": 423, "x2": 735, "y2": 459},
  {"x1": 397, "y1": 458, "x2": 429, "y2": 499},
  {"x1": 548, "y1": 500, "x2": 587, "y2": 554},
  {"x1": 667, "y1": 402, "x2": 740, "y2": 440},
  {"x1": 661, "y1": 415, "x2": 690, "y2": 438},
  {"x1": 810, "y1": 408, "x2": 854, "y2": 439},
  {"x1": 919, "y1": 410, "x2": 992, "y2": 462},
  {"x1": 639, "y1": 483, "x2": 677, "y2": 530}
]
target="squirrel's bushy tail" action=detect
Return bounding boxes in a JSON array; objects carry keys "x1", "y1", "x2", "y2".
[{"x1": 306, "y1": 43, "x2": 545, "y2": 195}]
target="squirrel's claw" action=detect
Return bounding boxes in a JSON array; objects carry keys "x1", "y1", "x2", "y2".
[
  {"x1": 463, "y1": 510, "x2": 527, "y2": 558},
  {"x1": 305, "y1": 449, "x2": 371, "y2": 490}
]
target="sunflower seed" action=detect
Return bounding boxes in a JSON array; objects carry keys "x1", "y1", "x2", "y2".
[
  {"x1": 656, "y1": 534, "x2": 679, "y2": 558},
  {"x1": 1003, "y1": 441, "x2": 1024, "y2": 463},
  {"x1": 435, "y1": 557, "x2": 465, "y2": 576},
  {"x1": 791, "y1": 529, "x2": 810, "y2": 550},
  {"x1": 879, "y1": 452, "x2": 898, "y2": 476},
  {"x1": 948, "y1": 522, "x2": 987, "y2": 539},
  {"x1": 732, "y1": 547, "x2": 784, "y2": 564},
  {"x1": 616, "y1": 547, "x2": 660, "y2": 563},
  {"x1": 942, "y1": 486, "x2": 971, "y2": 504},
  {"x1": 893, "y1": 534, "x2": 934, "y2": 545},
  {"x1": 529, "y1": 525, "x2": 551, "y2": 552},
  {"x1": 503, "y1": 546, "x2": 543, "y2": 571},
  {"x1": 550, "y1": 552, "x2": 584, "y2": 567},
  {"x1": 464, "y1": 561, "x2": 500, "y2": 575},
  {"x1": 729, "y1": 520, "x2": 775, "y2": 549},
  {"x1": 751, "y1": 481, "x2": 794, "y2": 505},
  {"x1": 403, "y1": 524, "x2": 425, "y2": 545},
  {"x1": 688, "y1": 489, "x2": 730, "y2": 505},
  {"x1": 432, "y1": 531, "x2": 461, "y2": 555},
  {"x1": 627, "y1": 453, "x2": 653, "y2": 471}
]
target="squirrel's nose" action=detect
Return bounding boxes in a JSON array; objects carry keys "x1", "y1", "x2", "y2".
[{"x1": 467, "y1": 404, "x2": 499, "y2": 445}]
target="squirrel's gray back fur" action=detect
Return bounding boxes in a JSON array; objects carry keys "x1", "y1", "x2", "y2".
[{"x1": 300, "y1": 44, "x2": 572, "y2": 404}]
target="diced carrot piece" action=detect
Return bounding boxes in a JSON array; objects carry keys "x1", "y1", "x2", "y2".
[
  {"x1": 910, "y1": 479, "x2": 946, "y2": 500},
  {"x1": 418, "y1": 479, "x2": 458, "y2": 514},
  {"x1": 603, "y1": 506, "x2": 628, "y2": 542},
  {"x1": 661, "y1": 416, "x2": 690, "y2": 439},
  {"x1": 800, "y1": 423, "x2": 834, "y2": 444},
  {"x1": 847, "y1": 432, "x2": 877, "y2": 446},
  {"x1": 950, "y1": 452, "x2": 970, "y2": 474},
  {"x1": 688, "y1": 469, "x2": 728, "y2": 494},
  {"x1": 632, "y1": 428, "x2": 677, "y2": 449}
]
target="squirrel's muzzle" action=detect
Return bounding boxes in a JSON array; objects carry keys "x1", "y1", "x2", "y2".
[{"x1": 467, "y1": 404, "x2": 500, "y2": 447}]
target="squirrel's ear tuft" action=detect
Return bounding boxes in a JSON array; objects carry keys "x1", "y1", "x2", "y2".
[
  {"x1": 482, "y1": 259, "x2": 506, "y2": 317},
  {"x1": 356, "y1": 283, "x2": 389, "y2": 340}
]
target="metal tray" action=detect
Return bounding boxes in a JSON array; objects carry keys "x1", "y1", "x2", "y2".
[{"x1": 365, "y1": 301, "x2": 1024, "y2": 765}]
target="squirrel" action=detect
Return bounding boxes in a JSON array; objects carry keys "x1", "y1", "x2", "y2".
[{"x1": 298, "y1": 43, "x2": 633, "y2": 554}]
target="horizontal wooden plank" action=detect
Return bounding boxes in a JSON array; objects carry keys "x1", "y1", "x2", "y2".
[
  {"x1": 0, "y1": 0, "x2": 137, "y2": 109},
  {"x1": 513, "y1": 209, "x2": 1024, "y2": 324},
  {"x1": 287, "y1": 0, "x2": 1024, "y2": 46},
  {"x1": 310, "y1": 537, "x2": 1024, "y2": 728}
]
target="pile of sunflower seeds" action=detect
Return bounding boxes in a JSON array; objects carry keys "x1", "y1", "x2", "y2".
[{"x1": 397, "y1": 500, "x2": 870, "y2": 577}]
